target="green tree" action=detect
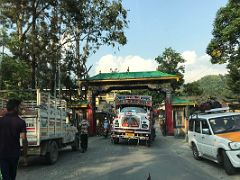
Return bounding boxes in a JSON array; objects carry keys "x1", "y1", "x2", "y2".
[
  {"x1": 0, "y1": 0, "x2": 59, "y2": 89},
  {"x1": 195, "y1": 75, "x2": 233, "y2": 102},
  {"x1": 0, "y1": 0, "x2": 128, "y2": 92},
  {"x1": 0, "y1": 28, "x2": 8, "y2": 49},
  {"x1": 183, "y1": 82, "x2": 203, "y2": 96},
  {"x1": 1, "y1": 56, "x2": 31, "y2": 90},
  {"x1": 225, "y1": 65, "x2": 240, "y2": 95},
  {"x1": 155, "y1": 47, "x2": 185, "y2": 92},
  {"x1": 61, "y1": 0, "x2": 128, "y2": 79},
  {"x1": 206, "y1": 0, "x2": 240, "y2": 94},
  {"x1": 179, "y1": 75, "x2": 233, "y2": 105},
  {"x1": 0, "y1": 27, "x2": 9, "y2": 90}
]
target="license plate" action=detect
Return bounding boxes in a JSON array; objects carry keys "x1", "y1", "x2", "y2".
[{"x1": 126, "y1": 133, "x2": 134, "y2": 137}]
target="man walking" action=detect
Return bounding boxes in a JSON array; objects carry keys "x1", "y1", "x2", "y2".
[
  {"x1": 0, "y1": 99, "x2": 28, "y2": 180},
  {"x1": 103, "y1": 117, "x2": 109, "y2": 138},
  {"x1": 79, "y1": 119, "x2": 89, "y2": 153}
]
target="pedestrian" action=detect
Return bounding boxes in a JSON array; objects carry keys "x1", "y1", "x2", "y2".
[
  {"x1": 103, "y1": 117, "x2": 109, "y2": 129},
  {"x1": 160, "y1": 119, "x2": 166, "y2": 136},
  {"x1": 103, "y1": 117, "x2": 109, "y2": 137},
  {"x1": 79, "y1": 119, "x2": 90, "y2": 153},
  {"x1": 0, "y1": 99, "x2": 28, "y2": 180},
  {"x1": 96, "y1": 119, "x2": 100, "y2": 136}
]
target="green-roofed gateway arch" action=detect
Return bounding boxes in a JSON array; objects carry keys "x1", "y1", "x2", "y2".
[{"x1": 77, "y1": 70, "x2": 179, "y2": 135}]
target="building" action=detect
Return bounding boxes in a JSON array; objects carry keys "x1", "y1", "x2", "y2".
[{"x1": 171, "y1": 97, "x2": 195, "y2": 137}]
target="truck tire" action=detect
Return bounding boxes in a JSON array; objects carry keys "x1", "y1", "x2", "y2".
[
  {"x1": 45, "y1": 141, "x2": 59, "y2": 165},
  {"x1": 71, "y1": 135, "x2": 80, "y2": 151},
  {"x1": 151, "y1": 129, "x2": 156, "y2": 141},
  {"x1": 146, "y1": 139, "x2": 151, "y2": 147},
  {"x1": 222, "y1": 150, "x2": 236, "y2": 175},
  {"x1": 113, "y1": 138, "x2": 119, "y2": 144},
  {"x1": 192, "y1": 143, "x2": 202, "y2": 160}
]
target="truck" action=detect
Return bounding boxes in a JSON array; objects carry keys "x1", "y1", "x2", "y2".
[
  {"x1": 0, "y1": 89, "x2": 80, "y2": 164},
  {"x1": 111, "y1": 95, "x2": 155, "y2": 146}
]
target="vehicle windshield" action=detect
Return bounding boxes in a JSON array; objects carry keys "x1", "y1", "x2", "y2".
[
  {"x1": 121, "y1": 107, "x2": 147, "y2": 113},
  {"x1": 209, "y1": 115, "x2": 240, "y2": 134}
]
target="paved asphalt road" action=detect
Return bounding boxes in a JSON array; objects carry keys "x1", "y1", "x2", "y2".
[{"x1": 17, "y1": 128, "x2": 240, "y2": 180}]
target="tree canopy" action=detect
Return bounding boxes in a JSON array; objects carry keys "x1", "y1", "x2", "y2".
[
  {"x1": 183, "y1": 82, "x2": 203, "y2": 96},
  {"x1": 206, "y1": 0, "x2": 240, "y2": 95},
  {"x1": 155, "y1": 47, "x2": 185, "y2": 92},
  {"x1": 0, "y1": 0, "x2": 128, "y2": 93},
  {"x1": 182, "y1": 75, "x2": 235, "y2": 104},
  {"x1": 197, "y1": 75, "x2": 229, "y2": 98},
  {"x1": 0, "y1": 56, "x2": 31, "y2": 90}
]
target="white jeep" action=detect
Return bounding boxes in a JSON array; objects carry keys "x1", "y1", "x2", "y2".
[{"x1": 188, "y1": 108, "x2": 240, "y2": 175}]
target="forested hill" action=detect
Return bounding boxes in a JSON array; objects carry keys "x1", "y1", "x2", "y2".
[{"x1": 196, "y1": 75, "x2": 233, "y2": 100}]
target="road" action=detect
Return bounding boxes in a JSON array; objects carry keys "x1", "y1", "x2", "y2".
[{"x1": 17, "y1": 128, "x2": 240, "y2": 180}]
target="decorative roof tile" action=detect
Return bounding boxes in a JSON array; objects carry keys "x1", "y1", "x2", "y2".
[{"x1": 87, "y1": 71, "x2": 178, "y2": 81}]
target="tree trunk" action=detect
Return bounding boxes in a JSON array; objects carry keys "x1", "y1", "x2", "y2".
[
  {"x1": 31, "y1": 0, "x2": 37, "y2": 89},
  {"x1": 16, "y1": 2, "x2": 24, "y2": 60},
  {"x1": 31, "y1": 61, "x2": 36, "y2": 89},
  {"x1": 51, "y1": 64, "x2": 57, "y2": 96}
]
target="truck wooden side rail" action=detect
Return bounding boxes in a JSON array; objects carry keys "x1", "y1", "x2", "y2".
[{"x1": 0, "y1": 89, "x2": 80, "y2": 164}]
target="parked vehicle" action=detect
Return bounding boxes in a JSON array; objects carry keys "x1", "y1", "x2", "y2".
[
  {"x1": 188, "y1": 107, "x2": 240, "y2": 175},
  {"x1": 0, "y1": 89, "x2": 80, "y2": 164},
  {"x1": 111, "y1": 95, "x2": 155, "y2": 146}
]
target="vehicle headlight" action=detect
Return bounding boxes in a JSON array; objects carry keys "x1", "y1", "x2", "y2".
[
  {"x1": 229, "y1": 142, "x2": 240, "y2": 150},
  {"x1": 114, "y1": 120, "x2": 119, "y2": 127},
  {"x1": 142, "y1": 124, "x2": 148, "y2": 129}
]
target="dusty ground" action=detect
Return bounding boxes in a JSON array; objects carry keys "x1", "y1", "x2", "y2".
[{"x1": 17, "y1": 128, "x2": 240, "y2": 180}]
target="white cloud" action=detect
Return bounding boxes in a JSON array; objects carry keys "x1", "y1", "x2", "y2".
[
  {"x1": 183, "y1": 51, "x2": 227, "y2": 83},
  {"x1": 94, "y1": 51, "x2": 228, "y2": 83},
  {"x1": 95, "y1": 54, "x2": 158, "y2": 73},
  {"x1": 181, "y1": 51, "x2": 197, "y2": 65}
]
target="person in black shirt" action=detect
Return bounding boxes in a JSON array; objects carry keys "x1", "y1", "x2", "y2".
[{"x1": 0, "y1": 99, "x2": 28, "y2": 180}]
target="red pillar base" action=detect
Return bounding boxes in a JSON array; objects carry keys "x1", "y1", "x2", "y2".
[
  {"x1": 165, "y1": 102, "x2": 174, "y2": 135},
  {"x1": 86, "y1": 105, "x2": 96, "y2": 136}
]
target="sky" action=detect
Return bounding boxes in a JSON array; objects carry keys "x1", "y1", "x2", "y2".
[{"x1": 87, "y1": 0, "x2": 228, "y2": 83}]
